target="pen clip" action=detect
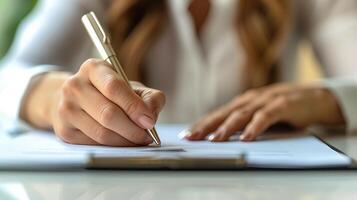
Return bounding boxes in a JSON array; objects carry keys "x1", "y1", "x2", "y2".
[
  {"x1": 81, "y1": 12, "x2": 115, "y2": 59},
  {"x1": 90, "y1": 12, "x2": 110, "y2": 44}
]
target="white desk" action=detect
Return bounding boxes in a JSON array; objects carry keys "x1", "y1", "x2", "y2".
[{"x1": 0, "y1": 131, "x2": 356, "y2": 200}]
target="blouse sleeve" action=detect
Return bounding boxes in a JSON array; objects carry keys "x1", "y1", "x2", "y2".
[
  {"x1": 0, "y1": 0, "x2": 106, "y2": 132},
  {"x1": 299, "y1": 0, "x2": 357, "y2": 133}
]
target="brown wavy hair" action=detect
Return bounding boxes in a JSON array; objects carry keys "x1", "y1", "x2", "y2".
[{"x1": 107, "y1": 0, "x2": 291, "y2": 88}]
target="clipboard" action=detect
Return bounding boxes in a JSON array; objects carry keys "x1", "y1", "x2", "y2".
[
  {"x1": 0, "y1": 124, "x2": 352, "y2": 170},
  {"x1": 0, "y1": 151, "x2": 245, "y2": 170},
  {"x1": 87, "y1": 151, "x2": 246, "y2": 170},
  {"x1": 87, "y1": 151, "x2": 245, "y2": 170}
]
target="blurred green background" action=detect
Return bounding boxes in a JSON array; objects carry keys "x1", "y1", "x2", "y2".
[{"x1": 0, "y1": 0, "x2": 37, "y2": 60}]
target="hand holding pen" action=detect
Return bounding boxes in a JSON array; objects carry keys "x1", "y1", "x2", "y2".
[
  {"x1": 29, "y1": 13, "x2": 165, "y2": 146},
  {"x1": 51, "y1": 58, "x2": 165, "y2": 146},
  {"x1": 82, "y1": 12, "x2": 162, "y2": 145}
]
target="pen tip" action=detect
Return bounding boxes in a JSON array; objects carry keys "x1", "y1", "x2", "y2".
[{"x1": 147, "y1": 128, "x2": 161, "y2": 146}]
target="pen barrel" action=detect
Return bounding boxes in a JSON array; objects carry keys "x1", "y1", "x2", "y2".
[
  {"x1": 147, "y1": 127, "x2": 161, "y2": 145},
  {"x1": 106, "y1": 56, "x2": 131, "y2": 87}
]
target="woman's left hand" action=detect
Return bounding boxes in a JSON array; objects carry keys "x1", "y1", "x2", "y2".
[{"x1": 185, "y1": 83, "x2": 345, "y2": 142}]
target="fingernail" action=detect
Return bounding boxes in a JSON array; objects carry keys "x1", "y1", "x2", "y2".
[
  {"x1": 241, "y1": 127, "x2": 252, "y2": 141},
  {"x1": 178, "y1": 129, "x2": 192, "y2": 139},
  {"x1": 239, "y1": 134, "x2": 246, "y2": 141},
  {"x1": 138, "y1": 115, "x2": 155, "y2": 129},
  {"x1": 144, "y1": 135, "x2": 154, "y2": 144},
  {"x1": 208, "y1": 134, "x2": 217, "y2": 141}
]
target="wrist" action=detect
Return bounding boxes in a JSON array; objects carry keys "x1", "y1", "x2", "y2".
[
  {"x1": 313, "y1": 87, "x2": 345, "y2": 125},
  {"x1": 21, "y1": 71, "x2": 71, "y2": 129}
]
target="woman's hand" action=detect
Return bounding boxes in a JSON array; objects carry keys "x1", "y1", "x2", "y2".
[
  {"x1": 22, "y1": 59, "x2": 165, "y2": 146},
  {"x1": 185, "y1": 83, "x2": 345, "y2": 142}
]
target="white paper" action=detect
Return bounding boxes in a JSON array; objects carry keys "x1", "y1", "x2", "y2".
[{"x1": 0, "y1": 124, "x2": 352, "y2": 169}]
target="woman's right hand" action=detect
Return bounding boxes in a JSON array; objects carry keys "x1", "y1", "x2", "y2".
[{"x1": 22, "y1": 59, "x2": 166, "y2": 146}]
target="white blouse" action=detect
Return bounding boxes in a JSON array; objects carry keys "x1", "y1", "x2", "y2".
[
  {"x1": 1, "y1": 0, "x2": 357, "y2": 133},
  {"x1": 146, "y1": 0, "x2": 243, "y2": 123}
]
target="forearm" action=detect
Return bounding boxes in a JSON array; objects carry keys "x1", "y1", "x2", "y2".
[
  {"x1": 322, "y1": 78, "x2": 357, "y2": 132},
  {"x1": 312, "y1": 86, "x2": 345, "y2": 125}
]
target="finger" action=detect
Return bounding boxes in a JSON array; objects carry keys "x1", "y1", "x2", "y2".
[
  {"x1": 55, "y1": 96, "x2": 98, "y2": 145},
  {"x1": 186, "y1": 105, "x2": 233, "y2": 141},
  {"x1": 134, "y1": 85, "x2": 166, "y2": 119},
  {"x1": 209, "y1": 109, "x2": 252, "y2": 142},
  {"x1": 240, "y1": 97, "x2": 288, "y2": 141},
  {"x1": 208, "y1": 94, "x2": 272, "y2": 142},
  {"x1": 187, "y1": 93, "x2": 256, "y2": 141},
  {"x1": 55, "y1": 127, "x2": 99, "y2": 145},
  {"x1": 187, "y1": 89, "x2": 262, "y2": 141},
  {"x1": 74, "y1": 82, "x2": 152, "y2": 145},
  {"x1": 82, "y1": 59, "x2": 156, "y2": 130},
  {"x1": 70, "y1": 109, "x2": 141, "y2": 147},
  {"x1": 55, "y1": 99, "x2": 140, "y2": 146}
]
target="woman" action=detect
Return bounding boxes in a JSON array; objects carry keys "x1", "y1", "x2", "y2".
[{"x1": 1, "y1": 0, "x2": 356, "y2": 146}]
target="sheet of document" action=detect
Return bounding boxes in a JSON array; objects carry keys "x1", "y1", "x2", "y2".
[{"x1": 0, "y1": 124, "x2": 352, "y2": 169}]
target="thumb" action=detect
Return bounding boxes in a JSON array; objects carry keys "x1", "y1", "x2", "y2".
[
  {"x1": 121, "y1": 90, "x2": 158, "y2": 130},
  {"x1": 133, "y1": 84, "x2": 166, "y2": 123}
]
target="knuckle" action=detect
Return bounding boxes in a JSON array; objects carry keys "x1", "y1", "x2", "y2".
[
  {"x1": 231, "y1": 110, "x2": 243, "y2": 119},
  {"x1": 231, "y1": 96, "x2": 243, "y2": 106},
  {"x1": 94, "y1": 126, "x2": 111, "y2": 145},
  {"x1": 99, "y1": 104, "x2": 117, "y2": 127},
  {"x1": 62, "y1": 76, "x2": 81, "y2": 95},
  {"x1": 256, "y1": 110, "x2": 271, "y2": 120},
  {"x1": 103, "y1": 76, "x2": 124, "y2": 98},
  {"x1": 80, "y1": 58, "x2": 101, "y2": 73},
  {"x1": 57, "y1": 100, "x2": 75, "y2": 118},
  {"x1": 276, "y1": 96, "x2": 290, "y2": 109},
  {"x1": 84, "y1": 58, "x2": 100, "y2": 66}
]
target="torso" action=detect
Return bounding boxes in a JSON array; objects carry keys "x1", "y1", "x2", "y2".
[{"x1": 143, "y1": 0, "x2": 248, "y2": 123}]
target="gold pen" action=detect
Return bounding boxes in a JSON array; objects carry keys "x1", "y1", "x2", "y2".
[{"x1": 81, "y1": 12, "x2": 161, "y2": 145}]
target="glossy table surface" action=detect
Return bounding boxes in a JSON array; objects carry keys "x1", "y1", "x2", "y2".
[{"x1": 1, "y1": 129, "x2": 357, "y2": 200}]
